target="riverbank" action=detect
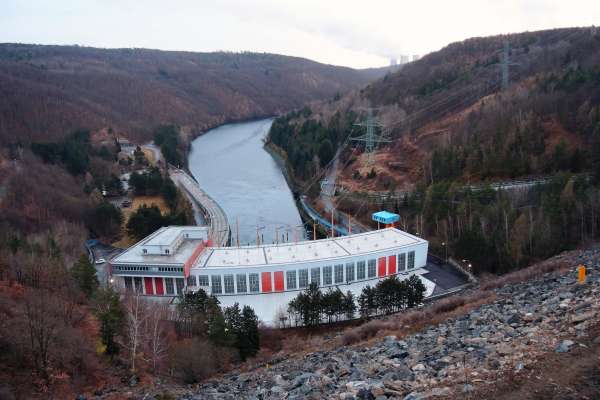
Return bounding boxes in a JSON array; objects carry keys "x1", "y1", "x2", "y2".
[{"x1": 188, "y1": 119, "x2": 302, "y2": 245}]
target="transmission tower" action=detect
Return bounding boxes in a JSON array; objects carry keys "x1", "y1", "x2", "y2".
[
  {"x1": 501, "y1": 40, "x2": 518, "y2": 90},
  {"x1": 351, "y1": 108, "x2": 390, "y2": 166}
]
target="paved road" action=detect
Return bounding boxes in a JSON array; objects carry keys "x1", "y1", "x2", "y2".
[
  {"x1": 142, "y1": 142, "x2": 162, "y2": 166},
  {"x1": 169, "y1": 167, "x2": 230, "y2": 247},
  {"x1": 422, "y1": 260, "x2": 470, "y2": 296},
  {"x1": 88, "y1": 243, "x2": 125, "y2": 285},
  {"x1": 300, "y1": 195, "x2": 368, "y2": 236}
]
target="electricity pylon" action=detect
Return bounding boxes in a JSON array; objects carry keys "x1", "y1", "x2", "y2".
[
  {"x1": 501, "y1": 40, "x2": 518, "y2": 90},
  {"x1": 351, "y1": 107, "x2": 390, "y2": 166}
]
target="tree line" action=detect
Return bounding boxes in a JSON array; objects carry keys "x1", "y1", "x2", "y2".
[
  {"x1": 154, "y1": 125, "x2": 184, "y2": 167},
  {"x1": 286, "y1": 275, "x2": 426, "y2": 327},
  {"x1": 268, "y1": 108, "x2": 356, "y2": 184}
]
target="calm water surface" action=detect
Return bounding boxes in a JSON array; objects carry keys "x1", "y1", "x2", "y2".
[{"x1": 188, "y1": 119, "x2": 303, "y2": 245}]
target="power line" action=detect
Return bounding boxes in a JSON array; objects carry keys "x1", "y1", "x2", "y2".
[{"x1": 350, "y1": 107, "x2": 390, "y2": 166}]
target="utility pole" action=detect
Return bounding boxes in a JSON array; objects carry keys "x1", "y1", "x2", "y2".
[
  {"x1": 351, "y1": 107, "x2": 390, "y2": 166},
  {"x1": 348, "y1": 213, "x2": 352, "y2": 234},
  {"x1": 313, "y1": 221, "x2": 317, "y2": 241},
  {"x1": 236, "y1": 217, "x2": 240, "y2": 247},
  {"x1": 331, "y1": 210, "x2": 335, "y2": 238}
]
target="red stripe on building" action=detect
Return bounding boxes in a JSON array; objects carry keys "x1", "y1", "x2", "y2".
[
  {"x1": 184, "y1": 241, "x2": 208, "y2": 278},
  {"x1": 261, "y1": 272, "x2": 272, "y2": 292},
  {"x1": 274, "y1": 271, "x2": 284, "y2": 292},
  {"x1": 388, "y1": 255, "x2": 397, "y2": 275},
  {"x1": 144, "y1": 277, "x2": 154, "y2": 295},
  {"x1": 378, "y1": 257, "x2": 387, "y2": 277},
  {"x1": 154, "y1": 278, "x2": 164, "y2": 295}
]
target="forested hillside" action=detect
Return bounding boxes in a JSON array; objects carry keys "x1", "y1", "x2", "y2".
[
  {"x1": 269, "y1": 27, "x2": 600, "y2": 274},
  {"x1": 271, "y1": 27, "x2": 600, "y2": 189},
  {"x1": 0, "y1": 44, "x2": 383, "y2": 144}
]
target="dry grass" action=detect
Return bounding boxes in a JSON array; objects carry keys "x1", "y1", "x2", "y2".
[
  {"x1": 480, "y1": 259, "x2": 569, "y2": 291},
  {"x1": 142, "y1": 148, "x2": 156, "y2": 166},
  {"x1": 112, "y1": 196, "x2": 169, "y2": 247},
  {"x1": 339, "y1": 259, "x2": 572, "y2": 347}
]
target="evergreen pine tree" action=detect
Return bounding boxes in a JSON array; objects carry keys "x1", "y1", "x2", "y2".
[{"x1": 71, "y1": 254, "x2": 99, "y2": 297}]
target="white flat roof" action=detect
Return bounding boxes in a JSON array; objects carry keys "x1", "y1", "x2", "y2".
[
  {"x1": 111, "y1": 226, "x2": 208, "y2": 265},
  {"x1": 195, "y1": 228, "x2": 426, "y2": 268}
]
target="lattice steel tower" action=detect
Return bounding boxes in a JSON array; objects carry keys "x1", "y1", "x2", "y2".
[{"x1": 351, "y1": 108, "x2": 390, "y2": 166}]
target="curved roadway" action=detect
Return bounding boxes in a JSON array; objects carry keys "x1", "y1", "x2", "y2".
[{"x1": 169, "y1": 167, "x2": 230, "y2": 247}]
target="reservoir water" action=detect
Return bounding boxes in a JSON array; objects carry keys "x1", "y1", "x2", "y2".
[{"x1": 188, "y1": 119, "x2": 303, "y2": 245}]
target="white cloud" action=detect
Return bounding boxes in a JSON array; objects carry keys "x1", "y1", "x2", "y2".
[{"x1": 1, "y1": 0, "x2": 599, "y2": 68}]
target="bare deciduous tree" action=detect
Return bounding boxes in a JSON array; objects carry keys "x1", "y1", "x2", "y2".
[
  {"x1": 123, "y1": 292, "x2": 148, "y2": 374},
  {"x1": 143, "y1": 304, "x2": 172, "y2": 373}
]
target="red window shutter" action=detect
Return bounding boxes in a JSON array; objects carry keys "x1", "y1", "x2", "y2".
[
  {"x1": 154, "y1": 278, "x2": 164, "y2": 295},
  {"x1": 378, "y1": 257, "x2": 387, "y2": 277},
  {"x1": 274, "y1": 271, "x2": 284, "y2": 292},
  {"x1": 144, "y1": 277, "x2": 154, "y2": 295},
  {"x1": 261, "y1": 272, "x2": 272, "y2": 292},
  {"x1": 388, "y1": 255, "x2": 397, "y2": 275}
]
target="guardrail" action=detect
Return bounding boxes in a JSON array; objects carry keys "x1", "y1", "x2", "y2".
[{"x1": 168, "y1": 166, "x2": 230, "y2": 247}]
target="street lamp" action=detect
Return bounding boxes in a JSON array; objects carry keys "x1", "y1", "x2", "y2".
[{"x1": 441, "y1": 242, "x2": 447, "y2": 263}]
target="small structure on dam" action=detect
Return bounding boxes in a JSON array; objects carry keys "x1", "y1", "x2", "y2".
[{"x1": 109, "y1": 213, "x2": 437, "y2": 324}]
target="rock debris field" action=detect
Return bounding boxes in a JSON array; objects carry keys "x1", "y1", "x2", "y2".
[{"x1": 177, "y1": 249, "x2": 600, "y2": 400}]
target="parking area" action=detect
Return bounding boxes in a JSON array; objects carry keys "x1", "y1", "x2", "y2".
[
  {"x1": 87, "y1": 241, "x2": 125, "y2": 285},
  {"x1": 422, "y1": 257, "x2": 471, "y2": 296}
]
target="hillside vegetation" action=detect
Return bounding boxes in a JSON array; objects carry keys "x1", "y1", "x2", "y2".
[
  {"x1": 270, "y1": 27, "x2": 600, "y2": 274},
  {"x1": 0, "y1": 44, "x2": 383, "y2": 144},
  {"x1": 272, "y1": 27, "x2": 600, "y2": 189}
]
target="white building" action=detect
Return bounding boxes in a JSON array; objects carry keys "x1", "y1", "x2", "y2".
[{"x1": 110, "y1": 226, "x2": 432, "y2": 324}]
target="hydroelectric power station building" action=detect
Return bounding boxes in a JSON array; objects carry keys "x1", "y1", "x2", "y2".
[{"x1": 109, "y1": 222, "x2": 432, "y2": 324}]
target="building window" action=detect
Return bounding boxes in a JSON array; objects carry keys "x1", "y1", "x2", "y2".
[
  {"x1": 357, "y1": 261, "x2": 366, "y2": 280},
  {"x1": 323, "y1": 266, "x2": 332, "y2": 285},
  {"x1": 311, "y1": 267, "x2": 320, "y2": 286},
  {"x1": 165, "y1": 278, "x2": 174, "y2": 295},
  {"x1": 346, "y1": 262, "x2": 355, "y2": 282},
  {"x1": 368, "y1": 259, "x2": 376, "y2": 278},
  {"x1": 334, "y1": 264, "x2": 344, "y2": 283},
  {"x1": 398, "y1": 253, "x2": 406, "y2": 271},
  {"x1": 249, "y1": 273, "x2": 259, "y2": 292},
  {"x1": 175, "y1": 278, "x2": 185, "y2": 294},
  {"x1": 298, "y1": 269, "x2": 309, "y2": 288},
  {"x1": 236, "y1": 274, "x2": 247, "y2": 293},
  {"x1": 134, "y1": 277, "x2": 143, "y2": 293},
  {"x1": 408, "y1": 251, "x2": 415, "y2": 269},
  {"x1": 124, "y1": 276, "x2": 133, "y2": 291},
  {"x1": 198, "y1": 275, "x2": 209, "y2": 286},
  {"x1": 211, "y1": 275, "x2": 222, "y2": 294},
  {"x1": 224, "y1": 275, "x2": 235, "y2": 294},
  {"x1": 187, "y1": 275, "x2": 196, "y2": 287},
  {"x1": 286, "y1": 270, "x2": 297, "y2": 289}
]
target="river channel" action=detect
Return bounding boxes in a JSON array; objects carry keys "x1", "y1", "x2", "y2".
[{"x1": 188, "y1": 119, "x2": 303, "y2": 246}]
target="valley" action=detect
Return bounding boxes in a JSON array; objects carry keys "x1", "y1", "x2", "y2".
[{"x1": 1, "y1": 12, "x2": 600, "y2": 400}]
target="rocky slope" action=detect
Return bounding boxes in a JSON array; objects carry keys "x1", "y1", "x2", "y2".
[
  {"x1": 175, "y1": 248, "x2": 599, "y2": 399},
  {"x1": 0, "y1": 44, "x2": 385, "y2": 144}
]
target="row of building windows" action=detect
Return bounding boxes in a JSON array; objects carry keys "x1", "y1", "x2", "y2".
[
  {"x1": 123, "y1": 276, "x2": 185, "y2": 295},
  {"x1": 113, "y1": 265, "x2": 183, "y2": 273},
  {"x1": 113, "y1": 265, "x2": 149, "y2": 272},
  {"x1": 193, "y1": 251, "x2": 416, "y2": 295},
  {"x1": 158, "y1": 266, "x2": 184, "y2": 272}
]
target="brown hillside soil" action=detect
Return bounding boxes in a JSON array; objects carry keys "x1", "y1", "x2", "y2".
[
  {"x1": 469, "y1": 323, "x2": 600, "y2": 400},
  {"x1": 542, "y1": 118, "x2": 583, "y2": 153}
]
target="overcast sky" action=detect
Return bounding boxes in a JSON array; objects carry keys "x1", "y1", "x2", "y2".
[{"x1": 2, "y1": 0, "x2": 599, "y2": 68}]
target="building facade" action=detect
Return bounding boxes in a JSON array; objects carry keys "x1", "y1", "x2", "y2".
[{"x1": 110, "y1": 226, "x2": 431, "y2": 323}]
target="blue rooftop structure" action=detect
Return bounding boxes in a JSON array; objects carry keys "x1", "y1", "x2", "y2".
[{"x1": 372, "y1": 211, "x2": 400, "y2": 225}]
